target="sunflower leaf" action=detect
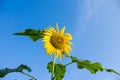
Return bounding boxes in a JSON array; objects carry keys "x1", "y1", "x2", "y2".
[
  {"x1": 70, "y1": 56, "x2": 120, "y2": 75},
  {"x1": 104, "y1": 69, "x2": 120, "y2": 76},
  {"x1": 14, "y1": 29, "x2": 44, "y2": 41},
  {"x1": 47, "y1": 62, "x2": 66, "y2": 80},
  {"x1": 0, "y1": 64, "x2": 32, "y2": 78},
  {"x1": 16, "y1": 64, "x2": 32, "y2": 72}
]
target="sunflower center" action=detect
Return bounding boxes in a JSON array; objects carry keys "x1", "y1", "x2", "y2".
[
  {"x1": 57, "y1": 37, "x2": 64, "y2": 43},
  {"x1": 50, "y1": 33, "x2": 66, "y2": 49}
]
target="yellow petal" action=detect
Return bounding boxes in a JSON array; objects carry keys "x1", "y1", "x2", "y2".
[
  {"x1": 58, "y1": 51, "x2": 63, "y2": 59},
  {"x1": 63, "y1": 48, "x2": 69, "y2": 55},
  {"x1": 43, "y1": 32, "x2": 52, "y2": 36},
  {"x1": 64, "y1": 33, "x2": 72, "y2": 40},
  {"x1": 49, "y1": 26, "x2": 56, "y2": 32},
  {"x1": 56, "y1": 23, "x2": 59, "y2": 32},
  {"x1": 66, "y1": 41, "x2": 73, "y2": 45},
  {"x1": 60, "y1": 26, "x2": 65, "y2": 34},
  {"x1": 46, "y1": 48, "x2": 52, "y2": 55},
  {"x1": 67, "y1": 46, "x2": 72, "y2": 51}
]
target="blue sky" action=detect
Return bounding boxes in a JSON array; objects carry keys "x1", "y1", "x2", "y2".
[{"x1": 0, "y1": 0, "x2": 120, "y2": 80}]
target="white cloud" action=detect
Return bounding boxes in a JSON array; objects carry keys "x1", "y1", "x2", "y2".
[{"x1": 77, "y1": 0, "x2": 108, "y2": 22}]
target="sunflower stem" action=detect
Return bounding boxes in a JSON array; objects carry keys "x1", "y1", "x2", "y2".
[
  {"x1": 20, "y1": 72, "x2": 37, "y2": 80},
  {"x1": 51, "y1": 55, "x2": 56, "y2": 80},
  {"x1": 64, "y1": 62, "x2": 74, "y2": 67}
]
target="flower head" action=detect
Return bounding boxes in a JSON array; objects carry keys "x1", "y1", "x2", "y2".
[{"x1": 43, "y1": 24, "x2": 72, "y2": 59}]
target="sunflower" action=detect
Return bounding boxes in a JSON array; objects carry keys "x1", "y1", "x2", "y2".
[{"x1": 43, "y1": 24, "x2": 72, "y2": 59}]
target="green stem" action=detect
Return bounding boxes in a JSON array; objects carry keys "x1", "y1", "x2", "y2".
[
  {"x1": 64, "y1": 62, "x2": 74, "y2": 67},
  {"x1": 20, "y1": 72, "x2": 37, "y2": 80},
  {"x1": 51, "y1": 56, "x2": 56, "y2": 80}
]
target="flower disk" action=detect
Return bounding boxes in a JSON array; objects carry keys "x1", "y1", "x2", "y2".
[{"x1": 43, "y1": 24, "x2": 72, "y2": 59}]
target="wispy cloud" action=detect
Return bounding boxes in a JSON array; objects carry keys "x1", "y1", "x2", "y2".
[{"x1": 77, "y1": 0, "x2": 108, "y2": 22}]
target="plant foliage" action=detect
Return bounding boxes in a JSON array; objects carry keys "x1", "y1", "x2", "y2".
[
  {"x1": 14, "y1": 29, "x2": 44, "y2": 41},
  {"x1": 70, "y1": 56, "x2": 120, "y2": 75},
  {"x1": 47, "y1": 62, "x2": 66, "y2": 80},
  {"x1": 0, "y1": 64, "x2": 31, "y2": 78}
]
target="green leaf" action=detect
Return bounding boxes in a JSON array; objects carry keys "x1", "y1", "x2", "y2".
[
  {"x1": 14, "y1": 29, "x2": 44, "y2": 41},
  {"x1": 0, "y1": 68, "x2": 16, "y2": 78},
  {"x1": 70, "y1": 56, "x2": 120, "y2": 75},
  {"x1": 105, "y1": 68, "x2": 120, "y2": 76},
  {"x1": 71, "y1": 56, "x2": 103, "y2": 74},
  {"x1": 47, "y1": 62, "x2": 66, "y2": 80},
  {"x1": 0, "y1": 64, "x2": 32, "y2": 78},
  {"x1": 16, "y1": 64, "x2": 32, "y2": 72}
]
